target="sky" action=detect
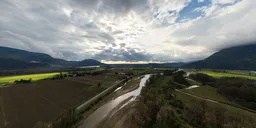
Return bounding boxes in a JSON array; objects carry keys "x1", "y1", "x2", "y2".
[{"x1": 0, "y1": 0, "x2": 256, "y2": 63}]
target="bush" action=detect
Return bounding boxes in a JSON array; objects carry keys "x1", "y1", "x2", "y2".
[
  {"x1": 14, "y1": 78, "x2": 32, "y2": 84},
  {"x1": 216, "y1": 77, "x2": 256, "y2": 109},
  {"x1": 172, "y1": 71, "x2": 190, "y2": 86},
  {"x1": 50, "y1": 108, "x2": 79, "y2": 128},
  {"x1": 189, "y1": 73, "x2": 216, "y2": 85}
]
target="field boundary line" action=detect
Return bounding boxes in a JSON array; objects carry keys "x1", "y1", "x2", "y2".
[
  {"x1": 66, "y1": 79, "x2": 92, "y2": 85},
  {"x1": 39, "y1": 96, "x2": 63, "y2": 110}
]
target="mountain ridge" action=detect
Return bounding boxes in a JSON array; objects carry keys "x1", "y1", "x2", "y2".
[
  {"x1": 183, "y1": 44, "x2": 256, "y2": 70},
  {"x1": 0, "y1": 46, "x2": 102, "y2": 70}
]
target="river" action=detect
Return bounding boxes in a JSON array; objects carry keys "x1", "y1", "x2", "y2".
[{"x1": 78, "y1": 74, "x2": 151, "y2": 128}]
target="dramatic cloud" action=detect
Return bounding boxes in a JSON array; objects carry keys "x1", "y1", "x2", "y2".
[{"x1": 0, "y1": 0, "x2": 255, "y2": 63}]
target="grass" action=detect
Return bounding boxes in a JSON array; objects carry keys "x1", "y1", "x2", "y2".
[
  {"x1": 152, "y1": 76, "x2": 173, "y2": 86},
  {"x1": 186, "y1": 78, "x2": 201, "y2": 85},
  {"x1": 183, "y1": 86, "x2": 233, "y2": 104},
  {"x1": 176, "y1": 91, "x2": 256, "y2": 116},
  {"x1": 199, "y1": 70, "x2": 256, "y2": 80},
  {"x1": 0, "y1": 72, "x2": 63, "y2": 84}
]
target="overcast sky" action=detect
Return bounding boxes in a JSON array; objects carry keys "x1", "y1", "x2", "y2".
[{"x1": 0, "y1": 0, "x2": 256, "y2": 63}]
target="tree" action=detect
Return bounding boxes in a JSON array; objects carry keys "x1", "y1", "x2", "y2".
[
  {"x1": 60, "y1": 72, "x2": 64, "y2": 79},
  {"x1": 97, "y1": 83, "x2": 101, "y2": 88},
  {"x1": 172, "y1": 71, "x2": 190, "y2": 86},
  {"x1": 29, "y1": 78, "x2": 32, "y2": 83}
]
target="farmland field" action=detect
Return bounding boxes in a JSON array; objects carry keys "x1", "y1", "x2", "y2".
[
  {"x1": 198, "y1": 70, "x2": 256, "y2": 80},
  {"x1": 0, "y1": 72, "x2": 64, "y2": 85},
  {"x1": 0, "y1": 73, "x2": 120, "y2": 128}
]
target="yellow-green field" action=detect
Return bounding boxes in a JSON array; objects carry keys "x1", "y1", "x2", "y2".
[
  {"x1": 199, "y1": 70, "x2": 256, "y2": 80},
  {"x1": 0, "y1": 72, "x2": 62, "y2": 84}
]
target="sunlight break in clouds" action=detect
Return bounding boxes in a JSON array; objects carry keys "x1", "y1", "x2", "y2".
[{"x1": 0, "y1": 0, "x2": 255, "y2": 63}]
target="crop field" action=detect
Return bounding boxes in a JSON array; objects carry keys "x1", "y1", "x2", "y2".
[
  {"x1": 0, "y1": 72, "x2": 64, "y2": 85},
  {"x1": 0, "y1": 73, "x2": 119, "y2": 128},
  {"x1": 198, "y1": 70, "x2": 256, "y2": 80}
]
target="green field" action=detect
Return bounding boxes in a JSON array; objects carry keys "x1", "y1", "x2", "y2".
[
  {"x1": 176, "y1": 91, "x2": 256, "y2": 116},
  {"x1": 179, "y1": 85, "x2": 256, "y2": 115},
  {"x1": 199, "y1": 70, "x2": 256, "y2": 80},
  {"x1": 183, "y1": 86, "x2": 234, "y2": 105},
  {"x1": 0, "y1": 72, "x2": 62, "y2": 84}
]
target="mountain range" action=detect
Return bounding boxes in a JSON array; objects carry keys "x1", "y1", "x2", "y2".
[
  {"x1": 1, "y1": 44, "x2": 256, "y2": 70},
  {"x1": 0, "y1": 46, "x2": 101, "y2": 70},
  {"x1": 184, "y1": 44, "x2": 256, "y2": 70}
]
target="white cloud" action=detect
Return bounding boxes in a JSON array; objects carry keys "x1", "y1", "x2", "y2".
[
  {"x1": 0, "y1": 0, "x2": 255, "y2": 63},
  {"x1": 212, "y1": 0, "x2": 237, "y2": 5},
  {"x1": 169, "y1": 0, "x2": 256, "y2": 51}
]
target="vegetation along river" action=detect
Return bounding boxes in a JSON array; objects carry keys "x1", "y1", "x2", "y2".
[{"x1": 78, "y1": 74, "x2": 151, "y2": 128}]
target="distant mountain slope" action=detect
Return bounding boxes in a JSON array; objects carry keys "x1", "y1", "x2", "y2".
[
  {"x1": 106, "y1": 62, "x2": 185, "y2": 68},
  {"x1": 77, "y1": 59, "x2": 102, "y2": 66},
  {"x1": 0, "y1": 46, "x2": 101, "y2": 70},
  {"x1": 0, "y1": 46, "x2": 55, "y2": 62},
  {"x1": 184, "y1": 44, "x2": 256, "y2": 70},
  {"x1": 0, "y1": 58, "x2": 49, "y2": 70}
]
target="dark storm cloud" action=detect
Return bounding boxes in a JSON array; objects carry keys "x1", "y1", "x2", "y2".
[
  {"x1": 119, "y1": 43, "x2": 126, "y2": 47},
  {"x1": 92, "y1": 47, "x2": 152, "y2": 61},
  {"x1": 82, "y1": 31, "x2": 116, "y2": 46},
  {"x1": 112, "y1": 30, "x2": 124, "y2": 35},
  {"x1": 70, "y1": 0, "x2": 149, "y2": 14}
]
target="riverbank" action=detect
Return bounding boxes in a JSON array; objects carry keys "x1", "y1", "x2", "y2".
[
  {"x1": 77, "y1": 75, "x2": 150, "y2": 128},
  {"x1": 73, "y1": 77, "x2": 141, "y2": 128}
]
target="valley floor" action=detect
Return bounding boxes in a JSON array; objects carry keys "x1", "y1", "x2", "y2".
[
  {"x1": 0, "y1": 73, "x2": 119, "y2": 128},
  {"x1": 98, "y1": 72, "x2": 256, "y2": 128}
]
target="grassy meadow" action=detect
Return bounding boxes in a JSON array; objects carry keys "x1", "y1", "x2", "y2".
[
  {"x1": 183, "y1": 86, "x2": 232, "y2": 104},
  {"x1": 176, "y1": 91, "x2": 256, "y2": 117}
]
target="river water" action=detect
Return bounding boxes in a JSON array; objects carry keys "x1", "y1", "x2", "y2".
[{"x1": 78, "y1": 74, "x2": 151, "y2": 128}]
